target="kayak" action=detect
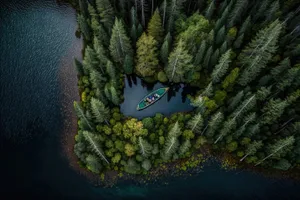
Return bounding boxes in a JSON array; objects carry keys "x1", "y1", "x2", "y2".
[{"x1": 136, "y1": 87, "x2": 169, "y2": 111}]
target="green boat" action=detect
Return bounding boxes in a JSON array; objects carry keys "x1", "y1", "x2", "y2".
[{"x1": 136, "y1": 87, "x2": 169, "y2": 111}]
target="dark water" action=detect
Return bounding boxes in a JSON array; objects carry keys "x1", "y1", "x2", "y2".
[
  {"x1": 1, "y1": 0, "x2": 300, "y2": 199},
  {"x1": 121, "y1": 75, "x2": 195, "y2": 119}
]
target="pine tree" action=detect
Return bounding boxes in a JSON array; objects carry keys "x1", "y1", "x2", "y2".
[
  {"x1": 212, "y1": 49, "x2": 232, "y2": 83},
  {"x1": 83, "y1": 131, "x2": 109, "y2": 164},
  {"x1": 238, "y1": 20, "x2": 283, "y2": 86},
  {"x1": 238, "y1": 16, "x2": 251, "y2": 36},
  {"x1": 124, "y1": 55, "x2": 134, "y2": 74},
  {"x1": 160, "y1": 39, "x2": 170, "y2": 64},
  {"x1": 109, "y1": 19, "x2": 133, "y2": 64},
  {"x1": 233, "y1": 33, "x2": 244, "y2": 49},
  {"x1": 160, "y1": 0, "x2": 167, "y2": 27},
  {"x1": 216, "y1": 25, "x2": 226, "y2": 46},
  {"x1": 276, "y1": 65, "x2": 300, "y2": 91},
  {"x1": 206, "y1": 112, "x2": 224, "y2": 137},
  {"x1": 245, "y1": 123, "x2": 260, "y2": 137},
  {"x1": 74, "y1": 101, "x2": 93, "y2": 131},
  {"x1": 256, "y1": 86, "x2": 271, "y2": 101},
  {"x1": 228, "y1": 90, "x2": 244, "y2": 112},
  {"x1": 130, "y1": 24, "x2": 137, "y2": 44},
  {"x1": 106, "y1": 60, "x2": 117, "y2": 86},
  {"x1": 202, "y1": 82, "x2": 214, "y2": 97},
  {"x1": 210, "y1": 48, "x2": 220, "y2": 67},
  {"x1": 147, "y1": 9, "x2": 164, "y2": 43},
  {"x1": 240, "y1": 140, "x2": 263, "y2": 161},
  {"x1": 261, "y1": 99, "x2": 289, "y2": 125},
  {"x1": 136, "y1": 33, "x2": 159, "y2": 77},
  {"x1": 187, "y1": 113, "x2": 203, "y2": 134},
  {"x1": 86, "y1": 154, "x2": 102, "y2": 173},
  {"x1": 165, "y1": 39, "x2": 194, "y2": 82},
  {"x1": 220, "y1": 41, "x2": 228, "y2": 55},
  {"x1": 83, "y1": 46, "x2": 102, "y2": 73},
  {"x1": 214, "y1": 118, "x2": 236, "y2": 144},
  {"x1": 77, "y1": 14, "x2": 91, "y2": 41},
  {"x1": 234, "y1": 112, "x2": 256, "y2": 138},
  {"x1": 205, "y1": 0, "x2": 215, "y2": 20},
  {"x1": 89, "y1": 69, "x2": 106, "y2": 90},
  {"x1": 194, "y1": 40, "x2": 207, "y2": 67},
  {"x1": 93, "y1": 37, "x2": 109, "y2": 69},
  {"x1": 264, "y1": 0, "x2": 280, "y2": 23},
  {"x1": 228, "y1": 0, "x2": 248, "y2": 27},
  {"x1": 138, "y1": 137, "x2": 153, "y2": 157},
  {"x1": 91, "y1": 17, "x2": 109, "y2": 47},
  {"x1": 90, "y1": 97, "x2": 110, "y2": 125},
  {"x1": 190, "y1": 96, "x2": 206, "y2": 114},
  {"x1": 95, "y1": 0, "x2": 114, "y2": 33},
  {"x1": 232, "y1": 95, "x2": 256, "y2": 121},
  {"x1": 110, "y1": 85, "x2": 120, "y2": 105},
  {"x1": 256, "y1": 136, "x2": 295, "y2": 166},
  {"x1": 270, "y1": 58, "x2": 291, "y2": 79},
  {"x1": 202, "y1": 45, "x2": 213, "y2": 70},
  {"x1": 179, "y1": 140, "x2": 191, "y2": 156},
  {"x1": 167, "y1": 0, "x2": 186, "y2": 32},
  {"x1": 162, "y1": 122, "x2": 180, "y2": 160},
  {"x1": 74, "y1": 58, "x2": 84, "y2": 76}
]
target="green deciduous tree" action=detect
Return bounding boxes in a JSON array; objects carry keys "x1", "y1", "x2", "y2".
[
  {"x1": 136, "y1": 33, "x2": 159, "y2": 77},
  {"x1": 222, "y1": 67, "x2": 240, "y2": 90}
]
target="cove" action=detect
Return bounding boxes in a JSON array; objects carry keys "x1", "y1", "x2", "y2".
[
  {"x1": 1, "y1": 0, "x2": 300, "y2": 199},
  {"x1": 120, "y1": 75, "x2": 195, "y2": 119}
]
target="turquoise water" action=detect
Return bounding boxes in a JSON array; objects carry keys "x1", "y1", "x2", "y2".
[{"x1": 1, "y1": 0, "x2": 300, "y2": 199}]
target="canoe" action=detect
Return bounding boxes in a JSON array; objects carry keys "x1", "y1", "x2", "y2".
[{"x1": 136, "y1": 87, "x2": 169, "y2": 111}]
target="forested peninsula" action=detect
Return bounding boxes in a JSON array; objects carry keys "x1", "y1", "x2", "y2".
[{"x1": 71, "y1": 0, "x2": 300, "y2": 180}]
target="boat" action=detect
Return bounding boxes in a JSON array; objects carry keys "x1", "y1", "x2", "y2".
[{"x1": 136, "y1": 87, "x2": 169, "y2": 111}]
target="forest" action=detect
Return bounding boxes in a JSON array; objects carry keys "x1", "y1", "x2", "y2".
[{"x1": 72, "y1": 0, "x2": 300, "y2": 176}]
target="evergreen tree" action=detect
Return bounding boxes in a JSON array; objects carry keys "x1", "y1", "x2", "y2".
[
  {"x1": 147, "y1": 9, "x2": 164, "y2": 43},
  {"x1": 234, "y1": 112, "x2": 256, "y2": 138},
  {"x1": 194, "y1": 40, "x2": 207, "y2": 67},
  {"x1": 228, "y1": 0, "x2": 248, "y2": 27},
  {"x1": 210, "y1": 48, "x2": 220, "y2": 67},
  {"x1": 206, "y1": 112, "x2": 224, "y2": 137},
  {"x1": 214, "y1": 118, "x2": 236, "y2": 143},
  {"x1": 106, "y1": 60, "x2": 117, "y2": 86},
  {"x1": 277, "y1": 65, "x2": 300, "y2": 91},
  {"x1": 205, "y1": 0, "x2": 215, "y2": 20},
  {"x1": 261, "y1": 99, "x2": 289, "y2": 125},
  {"x1": 95, "y1": 0, "x2": 114, "y2": 33},
  {"x1": 202, "y1": 82, "x2": 214, "y2": 97},
  {"x1": 77, "y1": 14, "x2": 91, "y2": 41},
  {"x1": 109, "y1": 19, "x2": 133, "y2": 64},
  {"x1": 136, "y1": 33, "x2": 159, "y2": 77},
  {"x1": 233, "y1": 33, "x2": 244, "y2": 49},
  {"x1": 86, "y1": 155, "x2": 102, "y2": 173},
  {"x1": 138, "y1": 137, "x2": 153, "y2": 157},
  {"x1": 74, "y1": 101, "x2": 93, "y2": 131},
  {"x1": 89, "y1": 69, "x2": 106, "y2": 90},
  {"x1": 110, "y1": 85, "x2": 121, "y2": 105},
  {"x1": 83, "y1": 46, "x2": 102, "y2": 73},
  {"x1": 240, "y1": 140, "x2": 263, "y2": 161},
  {"x1": 256, "y1": 136, "x2": 295, "y2": 166},
  {"x1": 232, "y1": 95, "x2": 256, "y2": 121},
  {"x1": 238, "y1": 16, "x2": 251, "y2": 36},
  {"x1": 179, "y1": 140, "x2": 191, "y2": 156},
  {"x1": 165, "y1": 39, "x2": 194, "y2": 82},
  {"x1": 83, "y1": 131, "x2": 109, "y2": 164},
  {"x1": 162, "y1": 122, "x2": 180, "y2": 160},
  {"x1": 270, "y1": 58, "x2": 291, "y2": 79},
  {"x1": 160, "y1": 0, "x2": 167, "y2": 27},
  {"x1": 187, "y1": 113, "x2": 203, "y2": 134},
  {"x1": 91, "y1": 17, "x2": 109, "y2": 47},
  {"x1": 216, "y1": 26, "x2": 226, "y2": 46},
  {"x1": 202, "y1": 46, "x2": 213, "y2": 69},
  {"x1": 228, "y1": 90, "x2": 244, "y2": 112},
  {"x1": 124, "y1": 55, "x2": 134, "y2": 74},
  {"x1": 238, "y1": 20, "x2": 283, "y2": 86},
  {"x1": 167, "y1": 0, "x2": 186, "y2": 32},
  {"x1": 212, "y1": 49, "x2": 232, "y2": 83},
  {"x1": 264, "y1": 0, "x2": 280, "y2": 23},
  {"x1": 74, "y1": 58, "x2": 84, "y2": 76},
  {"x1": 90, "y1": 97, "x2": 110, "y2": 125}
]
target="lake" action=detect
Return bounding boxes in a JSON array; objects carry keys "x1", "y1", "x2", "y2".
[{"x1": 0, "y1": 0, "x2": 300, "y2": 199}]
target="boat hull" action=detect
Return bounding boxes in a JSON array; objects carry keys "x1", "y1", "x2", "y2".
[{"x1": 136, "y1": 87, "x2": 169, "y2": 111}]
